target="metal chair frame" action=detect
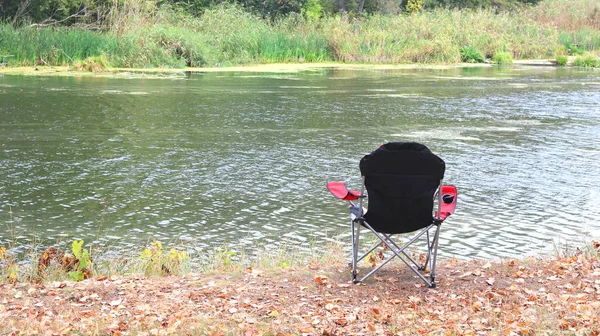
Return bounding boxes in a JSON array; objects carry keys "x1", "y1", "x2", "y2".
[{"x1": 347, "y1": 178, "x2": 445, "y2": 288}]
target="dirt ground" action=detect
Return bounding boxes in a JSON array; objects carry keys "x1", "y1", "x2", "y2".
[{"x1": 1, "y1": 246, "x2": 599, "y2": 336}]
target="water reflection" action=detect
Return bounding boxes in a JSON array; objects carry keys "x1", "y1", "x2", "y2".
[{"x1": 0, "y1": 67, "x2": 599, "y2": 260}]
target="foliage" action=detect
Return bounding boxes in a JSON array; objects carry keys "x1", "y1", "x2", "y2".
[
  {"x1": 66, "y1": 240, "x2": 92, "y2": 281},
  {"x1": 33, "y1": 241, "x2": 93, "y2": 282},
  {"x1": 460, "y1": 46, "x2": 485, "y2": 63},
  {"x1": 1, "y1": 241, "x2": 599, "y2": 334},
  {"x1": 0, "y1": 23, "x2": 121, "y2": 66},
  {"x1": 492, "y1": 51, "x2": 513, "y2": 64},
  {"x1": 140, "y1": 240, "x2": 189, "y2": 276},
  {"x1": 72, "y1": 55, "x2": 111, "y2": 71},
  {"x1": 555, "y1": 54, "x2": 567, "y2": 66},
  {"x1": 301, "y1": 0, "x2": 324, "y2": 20},
  {"x1": 573, "y1": 53, "x2": 599, "y2": 67},
  {"x1": 559, "y1": 32, "x2": 586, "y2": 55},
  {"x1": 405, "y1": 0, "x2": 423, "y2": 13},
  {"x1": 0, "y1": 1, "x2": 598, "y2": 67},
  {"x1": 525, "y1": 0, "x2": 600, "y2": 31},
  {"x1": 0, "y1": 246, "x2": 17, "y2": 283},
  {"x1": 424, "y1": 0, "x2": 541, "y2": 10}
]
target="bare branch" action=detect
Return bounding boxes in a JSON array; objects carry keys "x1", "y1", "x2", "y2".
[{"x1": 11, "y1": 0, "x2": 31, "y2": 25}]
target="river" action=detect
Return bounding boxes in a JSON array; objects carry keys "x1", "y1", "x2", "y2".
[{"x1": 1, "y1": 65, "x2": 599, "y2": 260}]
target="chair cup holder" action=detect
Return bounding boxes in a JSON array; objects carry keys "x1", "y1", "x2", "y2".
[{"x1": 442, "y1": 194, "x2": 454, "y2": 204}]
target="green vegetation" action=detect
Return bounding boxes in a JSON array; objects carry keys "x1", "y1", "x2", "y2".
[
  {"x1": 460, "y1": 46, "x2": 485, "y2": 63},
  {"x1": 555, "y1": 54, "x2": 568, "y2": 66},
  {"x1": 1, "y1": 240, "x2": 600, "y2": 335},
  {"x1": 0, "y1": 238, "x2": 339, "y2": 282},
  {"x1": 0, "y1": 0, "x2": 598, "y2": 68},
  {"x1": 573, "y1": 53, "x2": 600, "y2": 67},
  {"x1": 492, "y1": 51, "x2": 514, "y2": 64},
  {"x1": 0, "y1": 0, "x2": 542, "y2": 22}
]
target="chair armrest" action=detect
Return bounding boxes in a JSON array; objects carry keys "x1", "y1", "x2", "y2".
[
  {"x1": 436, "y1": 185, "x2": 457, "y2": 220},
  {"x1": 327, "y1": 181, "x2": 362, "y2": 201}
]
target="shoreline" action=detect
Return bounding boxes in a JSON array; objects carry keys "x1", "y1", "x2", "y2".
[
  {"x1": 0, "y1": 59, "x2": 565, "y2": 78},
  {"x1": 1, "y1": 243, "x2": 599, "y2": 335}
]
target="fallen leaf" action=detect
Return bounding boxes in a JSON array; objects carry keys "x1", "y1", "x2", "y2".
[
  {"x1": 314, "y1": 275, "x2": 329, "y2": 285},
  {"x1": 334, "y1": 318, "x2": 347, "y2": 326},
  {"x1": 486, "y1": 277, "x2": 495, "y2": 286}
]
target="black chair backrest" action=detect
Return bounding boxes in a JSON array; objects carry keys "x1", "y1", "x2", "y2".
[{"x1": 359, "y1": 142, "x2": 445, "y2": 234}]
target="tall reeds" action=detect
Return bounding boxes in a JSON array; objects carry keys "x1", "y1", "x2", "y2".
[
  {"x1": 525, "y1": 0, "x2": 600, "y2": 55},
  {"x1": 0, "y1": 0, "x2": 598, "y2": 68}
]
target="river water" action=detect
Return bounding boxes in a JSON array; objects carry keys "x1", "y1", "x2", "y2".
[{"x1": 0, "y1": 66, "x2": 599, "y2": 260}]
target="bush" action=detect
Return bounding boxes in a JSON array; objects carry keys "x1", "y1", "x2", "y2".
[
  {"x1": 573, "y1": 53, "x2": 599, "y2": 67},
  {"x1": 301, "y1": 0, "x2": 323, "y2": 20},
  {"x1": 555, "y1": 55, "x2": 568, "y2": 66},
  {"x1": 460, "y1": 46, "x2": 485, "y2": 63},
  {"x1": 72, "y1": 55, "x2": 111, "y2": 72},
  {"x1": 492, "y1": 52, "x2": 513, "y2": 64},
  {"x1": 405, "y1": 0, "x2": 424, "y2": 13}
]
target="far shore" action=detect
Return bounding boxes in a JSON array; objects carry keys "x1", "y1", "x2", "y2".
[{"x1": 0, "y1": 59, "x2": 567, "y2": 78}]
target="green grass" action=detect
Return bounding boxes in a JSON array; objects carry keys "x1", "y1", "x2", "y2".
[
  {"x1": 573, "y1": 53, "x2": 600, "y2": 67},
  {"x1": 0, "y1": 0, "x2": 599, "y2": 68},
  {"x1": 555, "y1": 54, "x2": 568, "y2": 66},
  {"x1": 0, "y1": 238, "x2": 345, "y2": 283},
  {"x1": 460, "y1": 46, "x2": 485, "y2": 63},
  {"x1": 492, "y1": 52, "x2": 514, "y2": 64}
]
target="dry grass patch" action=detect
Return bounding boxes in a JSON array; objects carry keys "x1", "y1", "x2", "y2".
[{"x1": 1, "y1": 242, "x2": 599, "y2": 335}]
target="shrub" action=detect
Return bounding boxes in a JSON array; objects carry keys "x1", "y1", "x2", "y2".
[
  {"x1": 301, "y1": 0, "x2": 323, "y2": 20},
  {"x1": 555, "y1": 55, "x2": 568, "y2": 66},
  {"x1": 492, "y1": 52, "x2": 514, "y2": 64},
  {"x1": 460, "y1": 46, "x2": 485, "y2": 63},
  {"x1": 406, "y1": 0, "x2": 424, "y2": 13},
  {"x1": 573, "y1": 53, "x2": 599, "y2": 67},
  {"x1": 140, "y1": 240, "x2": 189, "y2": 276},
  {"x1": 72, "y1": 55, "x2": 111, "y2": 72}
]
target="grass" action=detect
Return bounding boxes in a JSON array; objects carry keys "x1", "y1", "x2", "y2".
[
  {"x1": 555, "y1": 54, "x2": 568, "y2": 66},
  {"x1": 71, "y1": 55, "x2": 111, "y2": 72},
  {"x1": 492, "y1": 51, "x2": 514, "y2": 64},
  {"x1": 460, "y1": 46, "x2": 486, "y2": 63},
  {"x1": 1, "y1": 0, "x2": 599, "y2": 68},
  {"x1": 573, "y1": 53, "x2": 600, "y2": 67},
  {"x1": 1, "y1": 239, "x2": 599, "y2": 335},
  {"x1": 0, "y1": 237, "x2": 347, "y2": 283}
]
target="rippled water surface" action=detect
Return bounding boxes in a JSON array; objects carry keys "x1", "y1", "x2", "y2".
[{"x1": 1, "y1": 66, "x2": 599, "y2": 259}]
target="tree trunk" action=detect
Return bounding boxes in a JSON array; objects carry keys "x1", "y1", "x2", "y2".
[
  {"x1": 358, "y1": 0, "x2": 365, "y2": 13},
  {"x1": 339, "y1": 0, "x2": 346, "y2": 12}
]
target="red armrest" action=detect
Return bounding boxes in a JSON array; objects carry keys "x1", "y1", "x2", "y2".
[
  {"x1": 436, "y1": 185, "x2": 457, "y2": 220},
  {"x1": 327, "y1": 181, "x2": 361, "y2": 201}
]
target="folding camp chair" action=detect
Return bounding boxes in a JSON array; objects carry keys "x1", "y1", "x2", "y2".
[{"x1": 327, "y1": 142, "x2": 457, "y2": 288}]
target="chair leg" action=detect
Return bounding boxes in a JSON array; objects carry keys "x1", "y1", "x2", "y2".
[
  {"x1": 419, "y1": 230, "x2": 432, "y2": 271},
  {"x1": 350, "y1": 218, "x2": 359, "y2": 283},
  {"x1": 358, "y1": 222, "x2": 435, "y2": 287},
  {"x1": 429, "y1": 225, "x2": 441, "y2": 286},
  {"x1": 382, "y1": 234, "x2": 425, "y2": 271}
]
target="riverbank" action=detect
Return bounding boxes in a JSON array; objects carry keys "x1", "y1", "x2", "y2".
[
  {"x1": 1, "y1": 242, "x2": 599, "y2": 335},
  {"x1": 0, "y1": 63, "x2": 482, "y2": 77},
  {"x1": 1, "y1": 0, "x2": 599, "y2": 70},
  {"x1": 0, "y1": 58, "x2": 587, "y2": 78}
]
